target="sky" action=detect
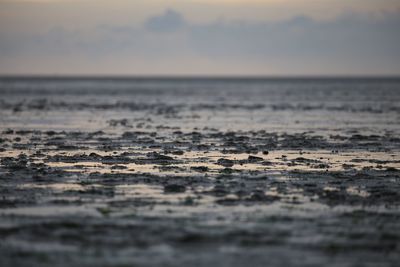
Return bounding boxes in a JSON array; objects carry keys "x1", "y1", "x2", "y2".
[{"x1": 0, "y1": 0, "x2": 399, "y2": 76}]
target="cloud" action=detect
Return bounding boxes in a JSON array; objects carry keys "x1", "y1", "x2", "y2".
[
  {"x1": 145, "y1": 9, "x2": 185, "y2": 33},
  {"x1": 0, "y1": 9, "x2": 400, "y2": 75}
]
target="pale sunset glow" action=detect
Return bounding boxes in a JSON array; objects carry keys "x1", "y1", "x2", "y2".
[{"x1": 0, "y1": 0, "x2": 399, "y2": 75}]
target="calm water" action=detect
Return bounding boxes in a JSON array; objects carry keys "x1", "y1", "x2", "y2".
[{"x1": 1, "y1": 77, "x2": 399, "y2": 134}]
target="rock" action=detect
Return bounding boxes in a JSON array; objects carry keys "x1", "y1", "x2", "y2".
[
  {"x1": 190, "y1": 166, "x2": 209, "y2": 172},
  {"x1": 164, "y1": 184, "x2": 186, "y2": 193},
  {"x1": 147, "y1": 152, "x2": 174, "y2": 161},
  {"x1": 217, "y1": 158, "x2": 234, "y2": 167},
  {"x1": 247, "y1": 155, "x2": 263, "y2": 163}
]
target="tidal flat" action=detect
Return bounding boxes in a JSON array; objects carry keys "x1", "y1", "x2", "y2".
[{"x1": 0, "y1": 77, "x2": 399, "y2": 266}]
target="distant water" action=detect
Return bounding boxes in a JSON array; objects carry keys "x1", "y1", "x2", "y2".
[{"x1": 1, "y1": 77, "x2": 399, "y2": 135}]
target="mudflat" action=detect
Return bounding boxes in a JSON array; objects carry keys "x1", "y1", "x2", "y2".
[{"x1": 0, "y1": 77, "x2": 399, "y2": 266}]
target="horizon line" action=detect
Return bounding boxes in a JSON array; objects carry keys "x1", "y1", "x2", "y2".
[{"x1": 1, "y1": 74, "x2": 400, "y2": 80}]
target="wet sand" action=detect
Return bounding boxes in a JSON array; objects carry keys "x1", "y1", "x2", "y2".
[{"x1": 0, "y1": 77, "x2": 400, "y2": 266}]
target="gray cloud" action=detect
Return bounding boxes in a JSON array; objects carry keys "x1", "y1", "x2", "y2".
[
  {"x1": 145, "y1": 9, "x2": 186, "y2": 33},
  {"x1": 0, "y1": 9, "x2": 399, "y2": 75}
]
